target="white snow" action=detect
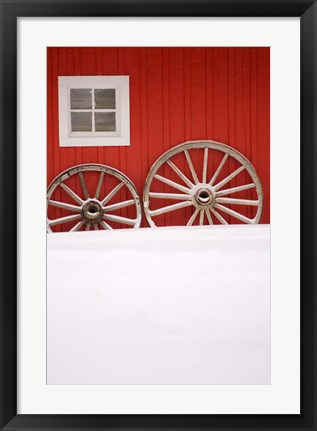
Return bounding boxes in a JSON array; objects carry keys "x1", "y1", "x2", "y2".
[{"x1": 47, "y1": 225, "x2": 270, "y2": 385}]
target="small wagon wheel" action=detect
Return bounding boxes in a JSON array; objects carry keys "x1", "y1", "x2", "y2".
[
  {"x1": 47, "y1": 164, "x2": 141, "y2": 232},
  {"x1": 143, "y1": 140, "x2": 263, "y2": 227}
]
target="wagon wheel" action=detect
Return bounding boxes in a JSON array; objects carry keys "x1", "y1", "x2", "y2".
[
  {"x1": 47, "y1": 164, "x2": 141, "y2": 232},
  {"x1": 143, "y1": 140, "x2": 263, "y2": 227}
]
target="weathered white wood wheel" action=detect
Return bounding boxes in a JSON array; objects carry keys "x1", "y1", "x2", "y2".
[
  {"x1": 143, "y1": 140, "x2": 263, "y2": 227},
  {"x1": 47, "y1": 164, "x2": 141, "y2": 232}
]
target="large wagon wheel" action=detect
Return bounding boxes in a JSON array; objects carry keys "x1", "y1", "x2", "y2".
[
  {"x1": 47, "y1": 164, "x2": 141, "y2": 232},
  {"x1": 143, "y1": 140, "x2": 263, "y2": 227}
]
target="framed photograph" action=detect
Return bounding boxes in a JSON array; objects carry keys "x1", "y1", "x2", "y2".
[{"x1": 0, "y1": 1, "x2": 316, "y2": 430}]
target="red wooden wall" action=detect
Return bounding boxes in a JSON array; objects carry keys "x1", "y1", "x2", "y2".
[{"x1": 47, "y1": 47, "x2": 270, "y2": 228}]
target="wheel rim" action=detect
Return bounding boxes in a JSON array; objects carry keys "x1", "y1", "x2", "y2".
[
  {"x1": 47, "y1": 164, "x2": 142, "y2": 232},
  {"x1": 143, "y1": 140, "x2": 263, "y2": 227}
]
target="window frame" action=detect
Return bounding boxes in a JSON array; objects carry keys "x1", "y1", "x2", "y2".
[{"x1": 58, "y1": 75, "x2": 130, "y2": 147}]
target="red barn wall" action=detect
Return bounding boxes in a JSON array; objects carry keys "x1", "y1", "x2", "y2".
[{"x1": 47, "y1": 47, "x2": 270, "y2": 227}]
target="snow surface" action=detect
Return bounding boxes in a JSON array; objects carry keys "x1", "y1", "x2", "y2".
[{"x1": 47, "y1": 225, "x2": 270, "y2": 385}]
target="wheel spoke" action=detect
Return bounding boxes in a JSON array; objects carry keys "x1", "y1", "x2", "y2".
[
  {"x1": 213, "y1": 203, "x2": 254, "y2": 224},
  {"x1": 202, "y1": 147, "x2": 208, "y2": 183},
  {"x1": 95, "y1": 171, "x2": 105, "y2": 199},
  {"x1": 101, "y1": 182, "x2": 124, "y2": 206},
  {"x1": 49, "y1": 214, "x2": 82, "y2": 227},
  {"x1": 70, "y1": 220, "x2": 86, "y2": 232},
  {"x1": 215, "y1": 183, "x2": 255, "y2": 197},
  {"x1": 199, "y1": 210, "x2": 204, "y2": 225},
  {"x1": 216, "y1": 197, "x2": 259, "y2": 206},
  {"x1": 86, "y1": 223, "x2": 91, "y2": 231},
  {"x1": 103, "y1": 199, "x2": 135, "y2": 212},
  {"x1": 59, "y1": 183, "x2": 83, "y2": 205},
  {"x1": 187, "y1": 209, "x2": 199, "y2": 226},
  {"x1": 149, "y1": 192, "x2": 191, "y2": 201},
  {"x1": 206, "y1": 210, "x2": 213, "y2": 225},
  {"x1": 94, "y1": 223, "x2": 99, "y2": 230},
  {"x1": 184, "y1": 150, "x2": 199, "y2": 184},
  {"x1": 99, "y1": 220, "x2": 113, "y2": 230},
  {"x1": 213, "y1": 166, "x2": 245, "y2": 191},
  {"x1": 209, "y1": 153, "x2": 229, "y2": 185},
  {"x1": 48, "y1": 200, "x2": 82, "y2": 213},
  {"x1": 210, "y1": 208, "x2": 228, "y2": 225},
  {"x1": 154, "y1": 174, "x2": 192, "y2": 194},
  {"x1": 103, "y1": 214, "x2": 136, "y2": 226},
  {"x1": 149, "y1": 200, "x2": 192, "y2": 217},
  {"x1": 166, "y1": 160, "x2": 194, "y2": 188},
  {"x1": 79, "y1": 171, "x2": 90, "y2": 199}
]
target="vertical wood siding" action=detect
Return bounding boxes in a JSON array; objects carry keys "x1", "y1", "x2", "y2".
[{"x1": 47, "y1": 47, "x2": 270, "y2": 228}]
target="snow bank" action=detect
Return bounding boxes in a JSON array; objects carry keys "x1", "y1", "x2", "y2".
[{"x1": 47, "y1": 225, "x2": 270, "y2": 384}]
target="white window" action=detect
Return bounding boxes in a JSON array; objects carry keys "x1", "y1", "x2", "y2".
[{"x1": 58, "y1": 76, "x2": 130, "y2": 147}]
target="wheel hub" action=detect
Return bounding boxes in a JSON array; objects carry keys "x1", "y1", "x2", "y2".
[
  {"x1": 82, "y1": 200, "x2": 103, "y2": 223},
  {"x1": 193, "y1": 186, "x2": 215, "y2": 209}
]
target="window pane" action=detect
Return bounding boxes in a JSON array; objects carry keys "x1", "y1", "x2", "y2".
[
  {"x1": 95, "y1": 112, "x2": 116, "y2": 132},
  {"x1": 71, "y1": 112, "x2": 92, "y2": 132},
  {"x1": 94, "y1": 89, "x2": 116, "y2": 109},
  {"x1": 70, "y1": 89, "x2": 92, "y2": 109}
]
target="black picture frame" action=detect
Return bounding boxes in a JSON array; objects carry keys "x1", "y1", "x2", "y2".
[{"x1": 0, "y1": 1, "x2": 316, "y2": 430}]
